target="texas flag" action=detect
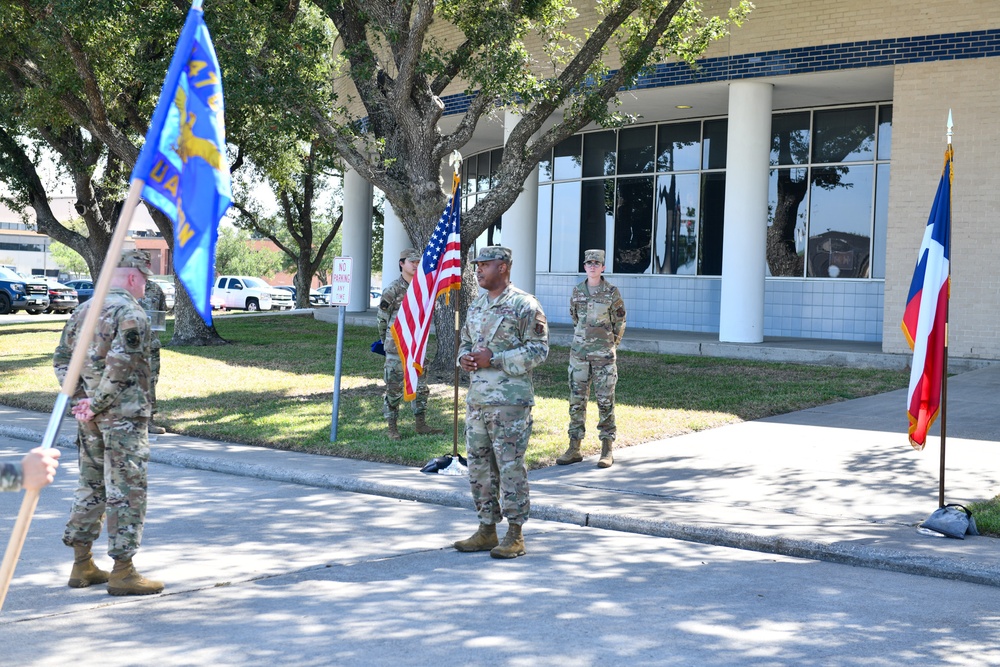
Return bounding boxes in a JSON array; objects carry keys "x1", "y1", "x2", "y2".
[{"x1": 901, "y1": 146, "x2": 953, "y2": 451}]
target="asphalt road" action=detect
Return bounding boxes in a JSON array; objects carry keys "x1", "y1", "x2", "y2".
[{"x1": 3, "y1": 439, "x2": 999, "y2": 667}]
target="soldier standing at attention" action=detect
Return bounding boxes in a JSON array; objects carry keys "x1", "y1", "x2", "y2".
[
  {"x1": 556, "y1": 249, "x2": 626, "y2": 469},
  {"x1": 139, "y1": 276, "x2": 167, "y2": 435},
  {"x1": 454, "y1": 246, "x2": 549, "y2": 559},
  {"x1": 1, "y1": 448, "x2": 61, "y2": 492},
  {"x1": 53, "y1": 250, "x2": 164, "y2": 596},
  {"x1": 377, "y1": 248, "x2": 444, "y2": 441}
]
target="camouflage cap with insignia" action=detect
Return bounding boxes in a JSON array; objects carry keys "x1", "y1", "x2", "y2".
[
  {"x1": 470, "y1": 246, "x2": 512, "y2": 263},
  {"x1": 119, "y1": 250, "x2": 153, "y2": 276},
  {"x1": 584, "y1": 249, "x2": 605, "y2": 264},
  {"x1": 399, "y1": 248, "x2": 421, "y2": 262}
]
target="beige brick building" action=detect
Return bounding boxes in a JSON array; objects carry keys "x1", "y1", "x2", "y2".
[{"x1": 343, "y1": 0, "x2": 1000, "y2": 361}]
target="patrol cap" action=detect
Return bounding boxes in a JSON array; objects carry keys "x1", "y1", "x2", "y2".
[
  {"x1": 584, "y1": 249, "x2": 605, "y2": 264},
  {"x1": 470, "y1": 246, "x2": 512, "y2": 263},
  {"x1": 119, "y1": 250, "x2": 153, "y2": 276},
  {"x1": 399, "y1": 248, "x2": 421, "y2": 262}
]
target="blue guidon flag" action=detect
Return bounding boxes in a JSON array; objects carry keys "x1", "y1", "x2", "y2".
[
  {"x1": 130, "y1": 0, "x2": 231, "y2": 325},
  {"x1": 901, "y1": 145, "x2": 953, "y2": 451}
]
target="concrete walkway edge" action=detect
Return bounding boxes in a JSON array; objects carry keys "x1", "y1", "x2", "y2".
[{"x1": 6, "y1": 417, "x2": 1000, "y2": 589}]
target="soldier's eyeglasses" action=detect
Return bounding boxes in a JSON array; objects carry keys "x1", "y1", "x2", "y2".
[{"x1": 584, "y1": 261, "x2": 602, "y2": 267}]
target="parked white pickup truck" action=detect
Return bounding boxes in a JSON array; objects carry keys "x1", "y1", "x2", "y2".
[{"x1": 212, "y1": 276, "x2": 294, "y2": 312}]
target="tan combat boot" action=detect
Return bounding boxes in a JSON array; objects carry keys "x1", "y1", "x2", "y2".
[
  {"x1": 556, "y1": 439, "x2": 583, "y2": 465},
  {"x1": 148, "y1": 423, "x2": 166, "y2": 435},
  {"x1": 490, "y1": 523, "x2": 526, "y2": 559},
  {"x1": 598, "y1": 439, "x2": 614, "y2": 468},
  {"x1": 68, "y1": 543, "x2": 110, "y2": 588},
  {"x1": 453, "y1": 523, "x2": 498, "y2": 552},
  {"x1": 386, "y1": 413, "x2": 402, "y2": 441},
  {"x1": 107, "y1": 558, "x2": 164, "y2": 596},
  {"x1": 414, "y1": 413, "x2": 444, "y2": 435}
]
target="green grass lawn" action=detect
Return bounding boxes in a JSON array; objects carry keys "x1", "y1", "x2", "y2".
[{"x1": 0, "y1": 313, "x2": 912, "y2": 472}]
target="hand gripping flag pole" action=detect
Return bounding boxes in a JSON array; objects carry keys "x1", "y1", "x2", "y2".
[{"x1": 0, "y1": 0, "x2": 229, "y2": 610}]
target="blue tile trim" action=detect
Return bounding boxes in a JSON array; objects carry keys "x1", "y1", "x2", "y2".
[{"x1": 439, "y1": 29, "x2": 1000, "y2": 116}]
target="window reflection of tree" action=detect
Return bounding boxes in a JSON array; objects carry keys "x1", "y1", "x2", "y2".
[
  {"x1": 767, "y1": 109, "x2": 875, "y2": 278},
  {"x1": 614, "y1": 177, "x2": 653, "y2": 273},
  {"x1": 654, "y1": 175, "x2": 682, "y2": 274}
]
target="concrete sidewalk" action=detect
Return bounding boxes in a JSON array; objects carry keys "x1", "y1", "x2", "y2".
[{"x1": 3, "y1": 363, "x2": 999, "y2": 587}]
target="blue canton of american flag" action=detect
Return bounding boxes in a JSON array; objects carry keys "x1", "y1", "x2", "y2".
[{"x1": 391, "y1": 183, "x2": 462, "y2": 401}]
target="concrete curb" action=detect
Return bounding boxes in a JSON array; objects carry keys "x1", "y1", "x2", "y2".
[{"x1": 5, "y1": 421, "x2": 998, "y2": 589}]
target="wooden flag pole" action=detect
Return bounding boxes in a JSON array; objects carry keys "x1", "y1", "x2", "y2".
[{"x1": 0, "y1": 178, "x2": 146, "y2": 612}]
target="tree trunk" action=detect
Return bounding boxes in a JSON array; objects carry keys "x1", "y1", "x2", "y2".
[
  {"x1": 146, "y1": 208, "x2": 226, "y2": 346},
  {"x1": 168, "y1": 283, "x2": 227, "y2": 347}
]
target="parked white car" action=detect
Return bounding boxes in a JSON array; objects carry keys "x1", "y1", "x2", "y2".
[{"x1": 211, "y1": 276, "x2": 294, "y2": 312}]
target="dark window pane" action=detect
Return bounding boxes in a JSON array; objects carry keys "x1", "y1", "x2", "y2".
[
  {"x1": 486, "y1": 219, "x2": 502, "y2": 246},
  {"x1": 550, "y1": 181, "x2": 582, "y2": 272},
  {"x1": 767, "y1": 167, "x2": 808, "y2": 277},
  {"x1": 877, "y1": 105, "x2": 893, "y2": 161},
  {"x1": 583, "y1": 131, "x2": 617, "y2": 177},
  {"x1": 539, "y1": 148, "x2": 553, "y2": 182},
  {"x1": 657, "y1": 122, "x2": 700, "y2": 172},
  {"x1": 466, "y1": 155, "x2": 478, "y2": 194},
  {"x1": 702, "y1": 119, "x2": 728, "y2": 170},
  {"x1": 873, "y1": 163, "x2": 889, "y2": 278},
  {"x1": 554, "y1": 135, "x2": 582, "y2": 180},
  {"x1": 812, "y1": 107, "x2": 875, "y2": 163},
  {"x1": 477, "y1": 151, "x2": 491, "y2": 191},
  {"x1": 490, "y1": 149, "x2": 503, "y2": 183},
  {"x1": 771, "y1": 112, "x2": 810, "y2": 166},
  {"x1": 614, "y1": 177, "x2": 654, "y2": 274},
  {"x1": 536, "y1": 184, "x2": 552, "y2": 272},
  {"x1": 653, "y1": 173, "x2": 699, "y2": 274},
  {"x1": 580, "y1": 179, "x2": 614, "y2": 271},
  {"x1": 807, "y1": 165, "x2": 873, "y2": 278},
  {"x1": 619, "y1": 126, "x2": 656, "y2": 174},
  {"x1": 699, "y1": 173, "x2": 726, "y2": 275}
]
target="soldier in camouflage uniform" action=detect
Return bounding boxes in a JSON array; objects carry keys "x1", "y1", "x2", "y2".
[
  {"x1": 557, "y1": 249, "x2": 626, "y2": 469},
  {"x1": 0, "y1": 448, "x2": 60, "y2": 492},
  {"x1": 377, "y1": 248, "x2": 444, "y2": 441},
  {"x1": 53, "y1": 250, "x2": 164, "y2": 596},
  {"x1": 454, "y1": 246, "x2": 548, "y2": 559},
  {"x1": 138, "y1": 277, "x2": 167, "y2": 434}
]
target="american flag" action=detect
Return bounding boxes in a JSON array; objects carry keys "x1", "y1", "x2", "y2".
[{"x1": 390, "y1": 182, "x2": 462, "y2": 401}]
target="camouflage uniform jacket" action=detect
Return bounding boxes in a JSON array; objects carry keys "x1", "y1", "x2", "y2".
[
  {"x1": 53, "y1": 288, "x2": 153, "y2": 419},
  {"x1": 138, "y1": 279, "x2": 167, "y2": 351},
  {"x1": 458, "y1": 284, "x2": 549, "y2": 407},
  {"x1": 1, "y1": 462, "x2": 22, "y2": 492},
  {"x1": 570, "y1": 278, "x2": 626, "y2": 362},
  {"x1": 376, "y1": 276, "x2": 410, "y2": 357}
]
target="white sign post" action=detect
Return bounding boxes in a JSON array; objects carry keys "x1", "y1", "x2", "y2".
[{"x1": 330, "y1": 257, "x2": 352, "y2": 441}]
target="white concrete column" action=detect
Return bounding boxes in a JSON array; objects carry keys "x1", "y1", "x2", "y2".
[
  {"x1": 341, "y1": 169, "x2": 374, "y2": 312},
  {"x1": 381, "y1": 200, "x2": 410, "y2": 291},
  {"x1": 501, "y1": 110, "x2": 540, "y2": 295},
  {"x1": 719, "y1": 81, "x2": 773, "y2": 343}
]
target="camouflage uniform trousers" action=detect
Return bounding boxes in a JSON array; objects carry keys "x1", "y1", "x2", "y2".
[
  {"x1": 382, "y1": 354, "x2": 429, "y2": 418},
  {"x1": 567, "y1": 356, "x2": 618, "y2": 442},
  {"x1": 150, "y1": 344, "x2": 161, "y2": 416},
  {"x1": 62, "y1": 415, "x2": 150, "y2": 560},
  {"x1": 465, "y1": 405, "x2": 532, "y2": 525}
]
